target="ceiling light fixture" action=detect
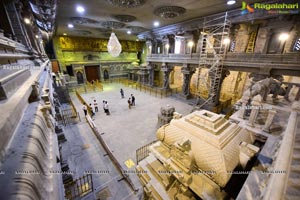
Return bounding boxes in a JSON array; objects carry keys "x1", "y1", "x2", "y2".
[
  {"x1": 154, "y1": 6, "x2": 186, "y2": 19},
  {"x1": 188, "y1": 41, "x2": 194, "y2": 47},
  {"x1": 107, "y1": 32, "x2": 122, "y2": 57},
  {"x1": 223, "y1": 38, "x2": 231, "y2": 45},
  {"x1": 68, "y1": 23, "x2": 74, "y2": 28},
  {"x1": 227, "y1": 0, "x2": 236, "y2": 5},
  {"x1": 153, "y1": 21, "x2": 160, "y2": 27},
  {"x1": 105, "y1": 0, "x2": 146, "y2": 8},
  {"x1": 76, "y1": 5, "x2": 85, "y2": 13},
  {"x1": 279, "y1": 33, "x2": 289, "y2": 41},
  {"x1": 24, "y1": 18, "x2": 31, "y2": 24}
]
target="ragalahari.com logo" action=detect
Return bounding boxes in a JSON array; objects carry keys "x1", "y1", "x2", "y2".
[
  {"x1": 241, "y1": 1, "x2": 299, "y2": 15},
  {"x1": 241, "y1": 1, "x2": 255, "y2": 15}
]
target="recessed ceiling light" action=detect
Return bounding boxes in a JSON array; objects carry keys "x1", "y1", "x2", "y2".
[
  {"x1": 76, "y1": 5, "x2": 85, "y2": 13},
  {"x1": 68, "y1": 24, "x2": 74, "y2": 28},
  {"x1": 63, "y1": 33, "x2": 67, "y2": 36},
  {"x1": 153, "y1": 21, "x2": 160, "y2": 27},
  {"x1": 127, "y1": 30, "x2": 132, "y2": 34},
  {"x1": 24, "y1": 18, "x2": 30, "y2": 24},
  {"x1": 227, "y1": 0, "x2": 236, "y2": 5}
]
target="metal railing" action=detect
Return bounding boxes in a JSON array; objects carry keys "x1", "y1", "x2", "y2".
[
  {"x1": 101, "y1": 78, "x2": 180, "y2": 98},
  {"x1": 64, "y1": 174, "x2": 93, "y2": 199},
  {"x1": 136, "y1": 140, "x2": 158, "y2": 164}
]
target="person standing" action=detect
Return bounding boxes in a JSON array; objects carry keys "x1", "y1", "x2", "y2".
[
  {"x1": 89, "y1": 103, "x2": 95, "y2": 116},
  {"x1": 120, "y1": 88, "x2": 124, "y2": 98},
  {"x1": 102, "y1": 100, "x2": 106, "y2": 113},
  {"x1": 82, "y1": 103, "x2": 87, "y2": 116},
  {"x1": 94, "y1": 99, "x2": 98, "y2": 112},
  {"x1": 131, "y1": 94, "x2": 135, "y2": 106},
  {"x1": 104, "y1": 101, "x2": 110, "y2": 115},
  {"x1": 128, "y1": 98, "x2": 132, "y2": 109}
]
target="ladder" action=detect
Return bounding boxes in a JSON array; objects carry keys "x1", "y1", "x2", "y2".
[
  {"x1": 246, "y1": 25, "x2": 259, "y2": 53},
  {"x1": 195, "y1": 12, "x2": 230, "y2": 109}
]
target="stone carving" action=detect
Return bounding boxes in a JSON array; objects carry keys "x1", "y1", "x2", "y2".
[
  {"x1": 244, "y1": 77, "x2": 281, "y2": 101},
  {"x1": 28, "y1": 81, "x2": 40, "y2": 102},
  {"x1": 138, "y1": 110, "x2": 259, "y2": 199},
  {"x1": 157, "y1": 105, "x2": 175, "y2": 127}
]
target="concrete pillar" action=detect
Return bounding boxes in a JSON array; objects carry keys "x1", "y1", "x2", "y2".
[
  {"x1": 247, "y1": 95, "x2": 262, "y2": 127},
  {"x1": 263, "y1": 109, "x2": 277, "y2": 133}
]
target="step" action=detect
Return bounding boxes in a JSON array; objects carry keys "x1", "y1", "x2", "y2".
[{"x1": 288, "y1": 178, "x2": 300, "y2": 187}]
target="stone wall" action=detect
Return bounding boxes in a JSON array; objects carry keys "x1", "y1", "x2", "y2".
[
  {"x1": 52, "y1": 36, "x2": 146, "y2": 72},
  {"x1": 233, "y1": 24, "x2": 249, "y2": 53}
]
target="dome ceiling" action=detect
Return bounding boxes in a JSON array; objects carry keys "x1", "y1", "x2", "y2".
[{"x1": 55, "y1": 0, "x2": 265, "y2": 40}]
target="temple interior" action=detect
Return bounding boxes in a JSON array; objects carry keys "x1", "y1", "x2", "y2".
[{"x1": 0, "y1": 0, "x2": 300, "y2": 199}]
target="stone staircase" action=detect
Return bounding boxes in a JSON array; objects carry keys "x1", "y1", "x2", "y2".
[{"x1": 285, "y1": 119, "x2": 300, "y2": 199}]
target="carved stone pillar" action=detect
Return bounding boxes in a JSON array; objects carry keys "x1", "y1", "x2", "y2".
[
  {"x1": 262, "y1": 29, "x2": 273, "y2": 54},
  {"x1": 181, "y1": 64, "x2": 195, "y2": 98},
  {"x1": 137, "y1": 66, "x2": 149, "y2": 85},
  {"x1": 247, "y1": 95, "x2": 262, "y2": 127},
  {"x1": 4, "y1": 1, "x2": 30, "y2": 47},
  {"x1": 161, "y1": 63, "x2": 173, "y2": 90},
  {"x1": 146, "y1": 40, "x2": 153, "y2": 56},
  {"x1": 263, "y1": 109, "x2": 277, "y2": 133},
  {"x1": 147, "y1": 63, "x2": 154, "y2": 87}
]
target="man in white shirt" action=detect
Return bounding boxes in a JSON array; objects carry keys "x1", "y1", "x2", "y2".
[
  {"x1": 104, "y1": 101, "x2": 110, "y2": 115},
  {"x1": 82, "y1": 103, "x2": 87, "y2": 116},
  {"x1": 94, "y1": 99, "x2": 98, "y2": 112}
]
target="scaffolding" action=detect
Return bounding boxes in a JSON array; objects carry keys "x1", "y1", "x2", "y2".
[{"x1": 195, "y1": 12, "x2": 230, "y2": 109}]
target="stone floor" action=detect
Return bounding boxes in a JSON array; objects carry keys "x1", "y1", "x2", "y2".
[{"x1": 65, "y1": 83, "x2": 193, "y2": 199}]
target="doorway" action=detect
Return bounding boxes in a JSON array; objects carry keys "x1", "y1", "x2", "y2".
[{"x1": 85, "y1": 65, "x2": 100, "y2": 82}]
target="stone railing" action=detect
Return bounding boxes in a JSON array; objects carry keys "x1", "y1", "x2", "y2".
[{"x1": 146, "y1": 52, "x2": 300, "y2": 75}]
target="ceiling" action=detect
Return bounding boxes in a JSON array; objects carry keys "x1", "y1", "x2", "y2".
[{"x1": 55, "y1": 0, "x2": 264, "y2": 40}]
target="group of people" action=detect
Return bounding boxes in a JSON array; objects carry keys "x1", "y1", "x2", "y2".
[
  {"x1": 120, "y1": 88, "x2": 136, "y2": 109},
  {"x1": 82, "y1": 99, "x2": 110, "y2": 119},
  {"x1": 128, "y1": 94, "x2": 135, "y2": 109},
  {"x1": 82, "y1": 88, "x2": 136, "y2": 118}
]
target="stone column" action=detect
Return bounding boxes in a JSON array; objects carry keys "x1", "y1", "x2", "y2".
[
  {"x1": 247, "y1": 95, "x2": 262, "y2": 127},
  {"x1": 4, "y1": 1, "x2": 30, "y2": 47},
  {"x1": 262, "y1": 29, "x2": 273, "y2": 54},
  {"x1": 181, "y1": 64, "x2": 195, "y2": 99},
  {"x1": 263, "y1": 109, "x2": 277, "y2": 133},
  {"x1": 137, "y1": 66, "x2": 149, "y2": 85},
  {"x1": 146, "y1": 40, "x2": 153, "y2": 56},
  {"x1": 161, "y1": 63, "x2": 173, "y2": 90},
  {"x1": 147, "y1": 63, "x2": 154, "y2": 87}
]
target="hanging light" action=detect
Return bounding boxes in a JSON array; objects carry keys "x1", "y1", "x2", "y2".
[{"x1": 107, "y1": 32, "x2": 122, "y2": 57}]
